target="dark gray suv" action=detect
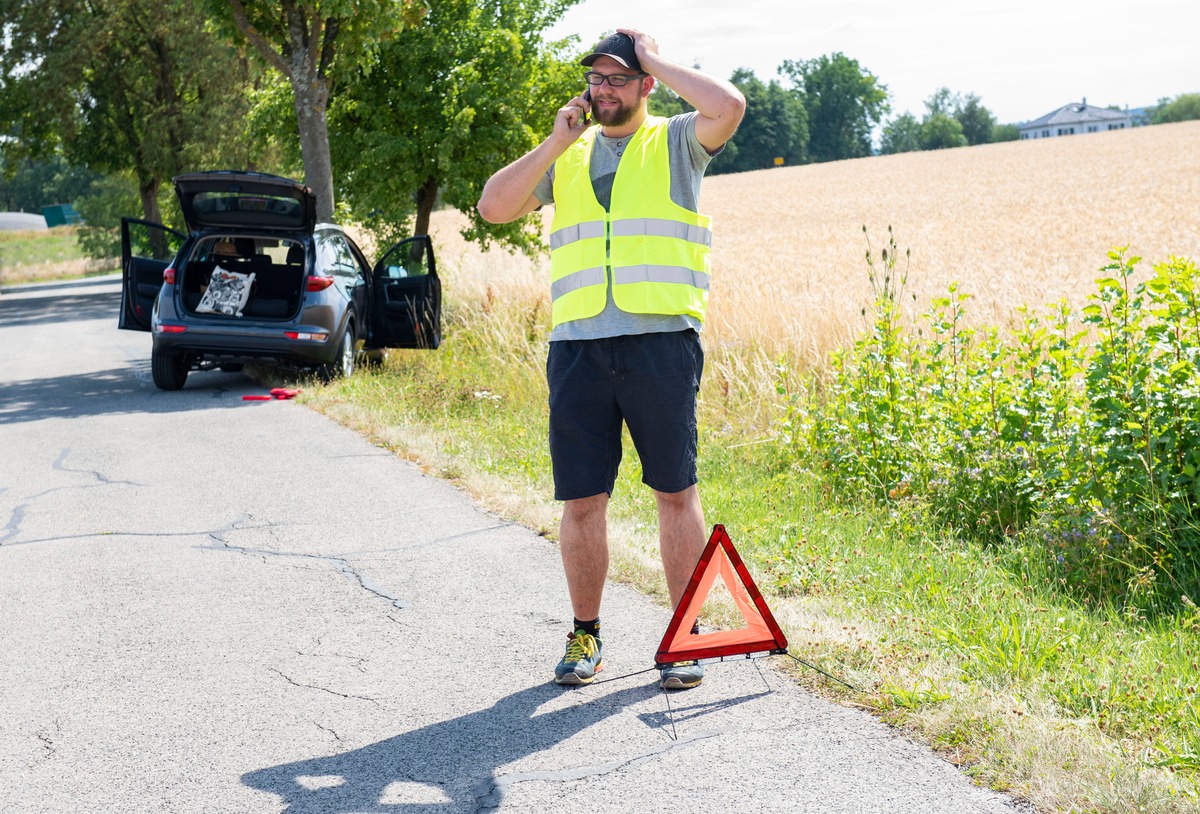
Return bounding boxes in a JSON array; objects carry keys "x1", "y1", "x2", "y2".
[{"x1": 119, "y1": 171, "x2": 441, "y2": 390}]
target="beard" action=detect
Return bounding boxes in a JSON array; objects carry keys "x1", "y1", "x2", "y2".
[{"x1": 593, "y1": 96, "x2": 638, "y2": 128}]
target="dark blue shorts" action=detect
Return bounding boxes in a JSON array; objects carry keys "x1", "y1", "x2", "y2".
[{"x1": 546, "y1": 329, "x2": 704, "y2": 501}]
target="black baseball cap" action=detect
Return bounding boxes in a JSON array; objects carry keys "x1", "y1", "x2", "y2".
[{"x1": 580, "y1": 32, "x2": 642, "y2": 73}]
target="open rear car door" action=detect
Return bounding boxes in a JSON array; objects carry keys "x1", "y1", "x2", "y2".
[
  {"x1": 118, "y1": 218, "x2": 185, "y2": 331},
  {"x1": 367, "y1": 235, "x2": 441, "y2": 349}
]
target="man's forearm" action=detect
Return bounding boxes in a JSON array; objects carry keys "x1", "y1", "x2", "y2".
[
  {"x1": 642, "y1": 54, "x2": 744, "y2": 124},
  {"x1": 477, "y1": 139, "x2": 560, "y2": 224}
]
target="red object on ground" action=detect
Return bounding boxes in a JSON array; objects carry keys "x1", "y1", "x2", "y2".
[
  {"x1": 241, "y1": 395, "x2": 272, "y2": 401},
  {"x1": 655, "y1": 524, "x2": 789, "y2": 665},
  {"x1": 270, "y1": 388, "x2": 302, "y2": 400}
]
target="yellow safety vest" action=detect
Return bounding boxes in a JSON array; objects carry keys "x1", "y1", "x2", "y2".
[{"x1": 549, "y1": 116, "x2": 712, "y2": 327}]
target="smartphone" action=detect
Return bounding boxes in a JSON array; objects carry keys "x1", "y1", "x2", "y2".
[{"x1": 582, "y1": 88, "x2": 591, "y2": 125}]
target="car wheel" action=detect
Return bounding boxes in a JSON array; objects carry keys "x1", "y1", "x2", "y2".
[
  {"x1": 320, "y1": 326, "x2": 355, "y2": 382},
  {"x1": 151, "y1": 347, "x2": 189, "y2": 390}
]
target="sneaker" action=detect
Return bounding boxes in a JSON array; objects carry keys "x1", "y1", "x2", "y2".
[
  {"x1": 554, "y1": 630, "x2": 603, "y2": 685},
  {"x1": 660, "y1": 661, "x2": 704, "y2": 690}
]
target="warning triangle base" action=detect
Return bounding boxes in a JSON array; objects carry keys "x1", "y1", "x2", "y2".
[{"x1": 655, "y1": 524, "x2": 788, "y2": 666}]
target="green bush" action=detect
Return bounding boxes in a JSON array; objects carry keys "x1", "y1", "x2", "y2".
[{"x1": 785, "y1": 231, "x2": 1200, "y2": 615}]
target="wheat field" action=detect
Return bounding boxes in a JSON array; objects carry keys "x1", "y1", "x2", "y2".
[{"x1": 430, "y1": 119, "x2": 1200, "y2": 370}]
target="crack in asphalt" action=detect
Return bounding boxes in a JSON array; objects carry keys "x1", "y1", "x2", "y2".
[
  {"x1": 52, "y1": 447, "x2": 140, "y2": 487},
  {"x1": 36, "y1": 731, "x2": 57, "y2": 759},
  {"x1": 202, "y1": 517, "x2": 411, "y2": 610},
  {"x1": 0, "y1": 449, "x2": 144, "y2": 544},
  {"x1": 267, "y1": 668, "x2": 382, "y2": 706},
  {"x1": 313, "y1": 721, "x2": 344, "y2": 742},
  {"x1": 1, "y1": 508, "x2": 416, "y2": 616},
  {"x1": 472, "y1": 728, "x2": 727, "y2": 810},
  {"x1": 0, "y1": 516, "x2": 278, "y2": 549}
]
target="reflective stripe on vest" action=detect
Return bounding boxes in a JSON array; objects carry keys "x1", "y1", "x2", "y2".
[
  {"x1": 549, "y1": 220, "x2": 606, "y2": 251},
  {"x1": 611, "y1": 217, "x2": 712, "y2": 248},
  {"x1": 549, "y1": 116, "x2": 712, "y2": 327}
]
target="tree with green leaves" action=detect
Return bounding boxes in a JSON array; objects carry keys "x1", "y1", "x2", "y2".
[
  {"x1": 919, "y1": 113, "x2": 967, "y2": 150},
  {"x1": 953, "y1": 93, "x2": 996, "y2": 145},
  {"x1": 1152, "y1": 93, "x2": 1200, "y2": 124},
  {"x1": 781, "y1": 53, "x2": 888, "y2": 163},
  {"x1": 0, "y1": 154, "x2": 99, "y2": 213},
  {"x1": 648, "y1": 82, "x2": 695, "y2": 119},
  {"x1": 709, "y1": 68, "x2": 807, "y2": 174},
  {"x1": 0, "y1": 0, "x2": 259, "y2": 224},
  {"x1": 991, "y1": 122, "x2": 1020, "y2": 142},
  {"x1": 922, "y1": 87, "x2": 996, "y2": 146},
  {"x1": 200, "y1": 0, "x2": 428, "y2": 222},
  {"x1": 328, "y1": 0, "x2": 580, "y2": 252},
  {"x1": 879, "y1": 112, "x2": 922, "y2": 155}
]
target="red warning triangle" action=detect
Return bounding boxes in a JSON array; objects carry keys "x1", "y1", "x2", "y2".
[{"x1": 655, "y1": 524, "x2": 788, "y2": 666}]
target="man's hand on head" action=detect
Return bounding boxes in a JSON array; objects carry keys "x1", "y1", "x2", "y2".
[{"x1": 616, "y1": 28, "x2": 659, "y2": 70}]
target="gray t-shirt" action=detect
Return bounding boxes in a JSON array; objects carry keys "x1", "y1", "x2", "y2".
[{"x1": 534, "y1": 111, "x2": 718, "y2": 342}]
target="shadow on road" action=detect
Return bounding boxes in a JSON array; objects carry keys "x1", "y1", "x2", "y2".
[
  {"x1": 0, "y1": 287, "x2": 122, "y2": 327},
  {"x1": 0, "y1": 365, "x2": 259, "y2": 425},
  {"x1": 243, "y1": 680, "x2": 714, "y2": 812}
]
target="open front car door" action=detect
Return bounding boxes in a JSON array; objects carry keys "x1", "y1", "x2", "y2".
[
  {"x1": 368, "y1": 235, "x2": 441, "y2": 350},
  {"x1": 118, "y1": 217, "x2": 185, "y2": 331}
]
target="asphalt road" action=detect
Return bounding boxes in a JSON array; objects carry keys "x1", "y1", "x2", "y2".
[{"x1": 0, "y1": 276, "x2": 1033, "y2": 813}]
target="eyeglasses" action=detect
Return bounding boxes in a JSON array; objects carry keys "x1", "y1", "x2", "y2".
[{"x1": 584, "y1": 71, "x2": 647, "y2": 87}]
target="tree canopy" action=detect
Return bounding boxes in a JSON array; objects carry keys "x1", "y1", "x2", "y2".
[
  {"x1": 199, "y1": 0, "x2": 429, "y2": 222},
  {"x1": 880, "y1": 87, "x2": 1003, "y2": 155},
  {"x1": 0, "y1": 0, "x2": 259, "y2": 222},
  {"x1": 780, "y1": 53, "x2": 888, "y2": 163},
  {"x1": 329, "y1": 0, "x2": 580, "y2": 253},
  {"x1": 708, "y1": 68, "x2": 807, "y2": 174},
  {"x1": 1152, "y1": 93, "x2": 1200, "y2": 124}
]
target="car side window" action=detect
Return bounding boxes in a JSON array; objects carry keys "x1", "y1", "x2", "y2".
[
  {"x1": 315, "y1": 231, "x2": 338, "y2": 275},
  {"x1": 318, "y1": 233, "x2": 358, "y2": 281},
  {"x1": 379, "y1": 239, "x2": 430, "y2": 280}
]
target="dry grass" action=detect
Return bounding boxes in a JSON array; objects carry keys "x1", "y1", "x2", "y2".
[
  {"x1": 0, "y1": 257, "x2": 115, "y2": 286},
  {"x1": 429, "y1": 119, "x2": 1200, "y2": 372}
]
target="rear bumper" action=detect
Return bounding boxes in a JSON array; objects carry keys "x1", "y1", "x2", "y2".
[{"x1": 152, "y1": 324, "x2": 339, "y2": 366}]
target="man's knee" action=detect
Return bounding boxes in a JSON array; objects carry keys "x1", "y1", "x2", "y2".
[
  {"x1": 563, "y1": 492, "x2": 608, "y2": 521},
  {"x1": 653, "y1": 484, "x2": 699, "y2": 512}
]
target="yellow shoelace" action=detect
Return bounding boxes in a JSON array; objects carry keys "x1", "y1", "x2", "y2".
[{"x1": 564, "y1": 631, "x2": 598, "y2": 662}]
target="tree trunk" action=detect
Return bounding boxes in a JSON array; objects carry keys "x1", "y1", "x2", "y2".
[
  {"x1": 138, "y1": 177, "x2": 162, "y2": 225},
  {"x1": 414, "y1": 176, "x2": 438, "y2": 237},
  {"x1": 138, "y1": 176, "x2": 169, "y2": 258},
  {"x1": 290, "y1": 71, "x2": 335, "y2": 223}
]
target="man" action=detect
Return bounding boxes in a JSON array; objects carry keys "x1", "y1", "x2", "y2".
[{"x1": 477, "y1": 29, "x2": 745, "y2": 689}]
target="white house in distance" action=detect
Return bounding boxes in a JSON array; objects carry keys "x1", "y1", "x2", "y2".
[{"x1": 1018, "y1": 98, "x2": 1133, "y2": 140}]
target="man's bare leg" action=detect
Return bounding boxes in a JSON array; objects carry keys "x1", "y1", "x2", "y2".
[
  {"x1": 654, "y1": 484, "x2": 706, "y2": 608},
  {"x1": 559, "y1": 493, "x2": 610, "y2": 620}
]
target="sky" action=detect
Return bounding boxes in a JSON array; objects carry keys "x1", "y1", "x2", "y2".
[{"x1": 546, "y1": 0, "x2": 1200, "y2": 125}]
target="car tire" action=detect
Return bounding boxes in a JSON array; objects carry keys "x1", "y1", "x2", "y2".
[
  {"x1": 320, "y1": 325, "x2": 355, "y2": 382},
  {"x1": 152, "y1": 347, "x2": 189, "y2": 390}
]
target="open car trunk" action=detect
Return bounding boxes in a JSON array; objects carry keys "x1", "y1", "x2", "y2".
[{"x1": 176, "y1": 236, "x2": 307, "y2": 320}]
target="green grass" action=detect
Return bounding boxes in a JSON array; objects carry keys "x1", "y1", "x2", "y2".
[
  {"x1": 0, "y1": 226, "x2": 114, "y2": 284},
  {"x1": 0, "y1": 227, "x2": 84, "y2": 266},
  {"x1": 295, "y1": 287, "x2": 1200, "y2": 812}
]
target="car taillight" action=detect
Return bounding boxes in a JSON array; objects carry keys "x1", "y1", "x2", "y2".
[
  {"x1": 156, "y1": 324, "x2": 187, "y2": 334},
  {"x1": 285, "y1": 331, "x2": 329, "y2": 341},
  {"x1": 306, "y1": 275, "x2": 334, "y2": 292},
  {"x1": 163, "y1": 267, "x2": 176, "y2": 285}
]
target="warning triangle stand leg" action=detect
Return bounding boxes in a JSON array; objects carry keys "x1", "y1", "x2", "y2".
[{"x1": 662, "y1": 688, "x2": 679, "y2": 741}]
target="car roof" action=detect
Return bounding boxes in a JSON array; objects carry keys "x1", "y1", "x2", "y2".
[{"x1": 174, "y1": 171, "x2": 317, "y2": 234}]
